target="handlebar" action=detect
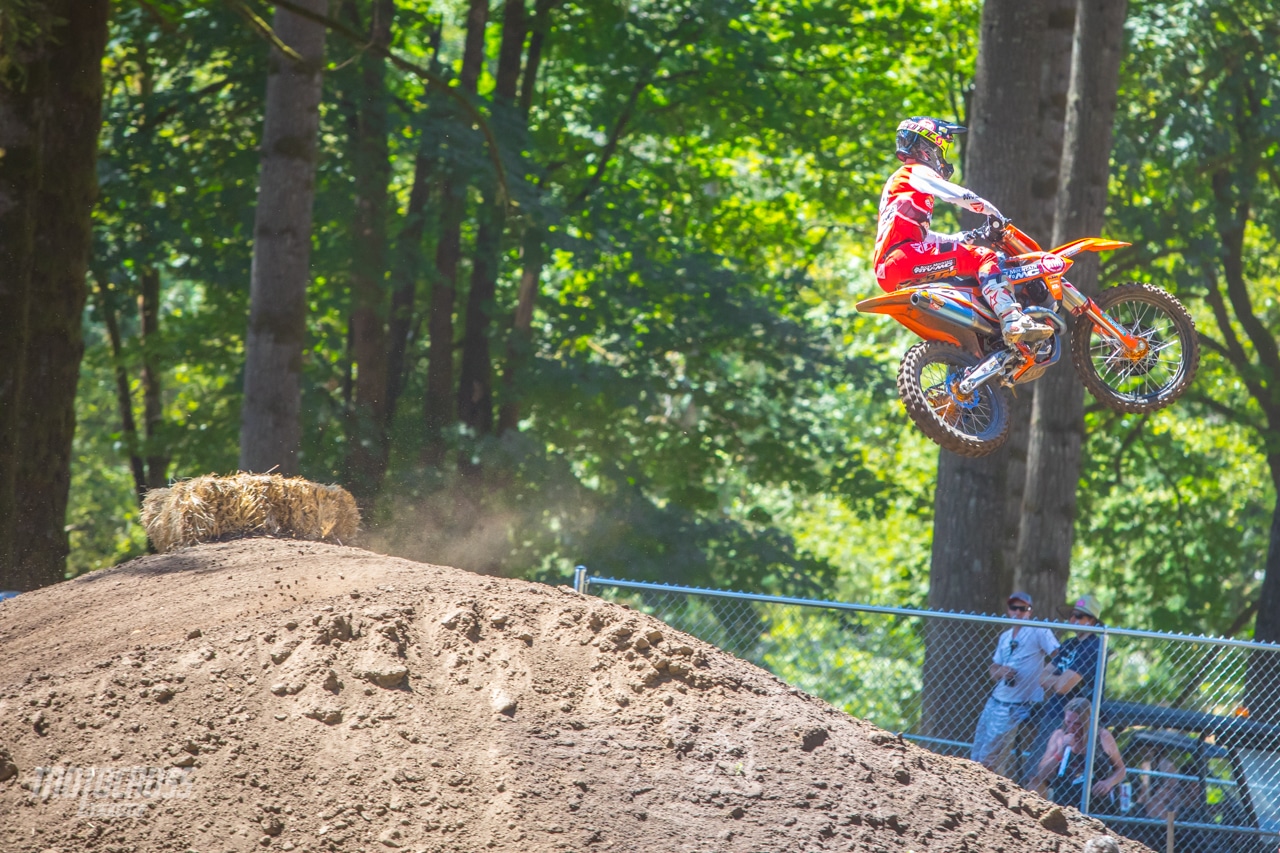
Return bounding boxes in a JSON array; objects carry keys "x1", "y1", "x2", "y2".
[{"x1": 972, "y1": 215, "x2": 1010, "y2": 246}]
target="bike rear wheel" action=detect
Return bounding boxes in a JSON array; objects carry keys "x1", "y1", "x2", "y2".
[
  {"x1": 1070, "y1": 282, "x2": 1199, "y2": 414},
  {"x1": 898, "y1": 340, "x2": 1011, "y2": 457}
]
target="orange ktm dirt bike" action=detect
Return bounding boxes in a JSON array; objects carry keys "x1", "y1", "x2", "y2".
[{"x1": 856, "y1": 218, "x2": 1200, "y2": 457}]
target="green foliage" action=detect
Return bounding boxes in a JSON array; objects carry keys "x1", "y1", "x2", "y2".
[
  {"x1": 1074, "y1": 405, "x2": 1271, "y2": 635},
  {"x1": 67, "y1": 358, "x2": 150, "y2": 574},
  {"x1": 1081, "y1": 0, "x2": 1280, "y2": 639},
  {"x1": 760, "y1": 606, "x2": 924, "y2": 731},
  {"x1": 73, "y1": 0, "x2": 982, "y2": 591},
  {"x1": 65, "y1": 0, "x2": 1279, "y2": 681}
]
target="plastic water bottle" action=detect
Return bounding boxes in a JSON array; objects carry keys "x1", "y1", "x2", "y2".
[{"x1": 1119, "y1": 781, "x2": 1132, "y2": 814}]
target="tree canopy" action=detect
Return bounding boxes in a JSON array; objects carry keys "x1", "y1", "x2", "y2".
[{"x1": 30, "y1": 0, "x2": 1279, "y2": 649}]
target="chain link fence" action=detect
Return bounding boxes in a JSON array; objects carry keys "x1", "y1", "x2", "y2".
[{"x1": 577, "y1": 570, "x2": 1280, "y2": 853}]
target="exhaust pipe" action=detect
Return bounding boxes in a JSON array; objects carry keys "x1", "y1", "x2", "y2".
[
  {"x1": 909, "y1": 290, "x2": 999, "y2": 336},
  {"x1": 1024, "y1": 306, "x2": 1067, "y2": 336}
]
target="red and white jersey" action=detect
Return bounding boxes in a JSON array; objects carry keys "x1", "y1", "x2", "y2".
[{"x1": 872, "y1": 164, "x2": 1003, "y2": 271}]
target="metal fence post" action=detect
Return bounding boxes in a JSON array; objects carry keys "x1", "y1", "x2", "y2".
[
  {"x1": 573, "y1": 565, "x2": 589, "y2": 594},
  {"x1": 1080, "y1": 626, "x2": 1109, "y2": 816}
]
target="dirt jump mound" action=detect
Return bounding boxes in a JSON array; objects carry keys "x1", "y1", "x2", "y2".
[{"x1": 0, "y1": 535, "x2": 1143, "y2": 852}]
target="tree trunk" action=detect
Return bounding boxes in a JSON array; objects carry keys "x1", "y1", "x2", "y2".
[
  {"x1": 497, "y1": 0, "x2": 554, "y2": 436},
  {"x1": 425, "y1": 185, "x2": 464, "y2": 468},
  {"x1": 922, "y1": 0, "x2": 1047, "y2": 746},
  {"x1": 498, "y1": 227, "x2": 546, "y2": 434},
  {"x1": 990, "y1": 0, "x2": 1076, "y2": 612},
  {"x1": 457, "y1": 0, "x2": 527, "y2": 466},
  {"x1": 139, "y1": 267, "x2": 170, "y2": 492},
  {"x1": 239, "y1": 0, "x2": 328, "y2": 475},
  {"x1": 1014, "y1": 0, "x2": 1128, "y2": 614},
  {"x1": 386, "y1": 150, "x2": 435, "y2": 419},
  {"x1": 518, "y1": 0, "x2": 554, "y2": 118},
  {"x1": 11, "y1": 0, "x2": 110, "y2": 590},
  {"x1": 959, "y1": 0, "x2": 1076, "y2": 632},
  {"x1": 93, "y1": 279, "x2": 148, "y2": 507},
  {"x1": 0, "y1": 16, "x2": 47, "y2": 587},
  {"x1": 386, "y1": 26, "x2": 444, "y2": 420},
  {"x1": 343, "y1": 0, "x2": 395, "y2": 507},
  {"x1": 424, "y1": 0, "x2": 488, "y2": 467},
  {"x1": 1023, "y1": 0, "x2": 1076, "y2": 243}
]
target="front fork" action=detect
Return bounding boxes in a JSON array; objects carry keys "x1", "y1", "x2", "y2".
[{"x1": 1060, "y1": 279, "x2": 1145, "y2": 354}]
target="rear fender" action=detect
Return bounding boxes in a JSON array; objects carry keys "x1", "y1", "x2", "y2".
[{"x1": 856, "y1": 287, "x2": 989, "y2": 356}]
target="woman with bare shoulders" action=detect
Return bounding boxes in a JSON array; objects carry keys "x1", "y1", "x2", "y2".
[{"x1": 1028, "y1": 697, "x2": 1126, "y2": 810}]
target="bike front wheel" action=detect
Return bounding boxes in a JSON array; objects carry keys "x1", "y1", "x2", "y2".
[
  {"x1": 898, "y1": 340, "x2": 1011, "y2": 457},
  {"x1": 1070, "y1": 282, "x2": 1199, "y2": 414}
]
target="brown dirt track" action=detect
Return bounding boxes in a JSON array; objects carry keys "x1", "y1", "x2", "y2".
[{"x1": 0, "y1": 539, "x2": 1145, "y2": 853}]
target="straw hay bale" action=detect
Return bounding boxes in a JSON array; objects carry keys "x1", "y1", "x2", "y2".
[{"x1": 141, "y1": 474, "x2": 360, "y2": 552}]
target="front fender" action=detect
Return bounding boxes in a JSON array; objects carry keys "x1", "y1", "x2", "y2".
[{"x1": 1052, "y1": 237, "x2": 1131, "y2": 257}]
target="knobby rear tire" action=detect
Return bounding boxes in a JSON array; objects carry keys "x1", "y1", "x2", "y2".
[
  {"x1": 1069, "y1": 282, "x2": 1199, "y2": 414},
  {"x1": 897, "y1": 340, "x2": 1011, "y2": 457}
]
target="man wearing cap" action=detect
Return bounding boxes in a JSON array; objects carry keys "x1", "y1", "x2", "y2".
[
  {"x1": 970, "y1": 591, "x2": 1060, "y2": 778},
  {"x1": 1024, "y1": 594, "x2": 1106, "y2": 786}
]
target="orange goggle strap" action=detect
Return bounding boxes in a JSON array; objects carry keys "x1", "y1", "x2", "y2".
[{"x1": 898, "y1": 120, "x2": 952, "y2": 156}]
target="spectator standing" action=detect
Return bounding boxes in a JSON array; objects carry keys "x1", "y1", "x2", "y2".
[
  {"x1": 970, "y1": 591, "x2": 1059, "y2": 778},
  {"x1": 1024, "y1": 594, "x2": 1106, "y2": 786}
]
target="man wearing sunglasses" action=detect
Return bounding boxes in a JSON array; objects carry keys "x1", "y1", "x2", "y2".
[
  {"x1": 970, "y1": 591, "x2": 1059, "y2": 778},
  {"x1": 1024, "y1": 594, "x2": 1107, "y2": 787},
  {"x1": 872, "y1": 116, "x2": 1053, "y2": 345}
]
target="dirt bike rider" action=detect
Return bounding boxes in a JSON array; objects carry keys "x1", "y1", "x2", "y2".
[{"x1": 872, "y1": 116, "x2": 1052, "y2": 345}]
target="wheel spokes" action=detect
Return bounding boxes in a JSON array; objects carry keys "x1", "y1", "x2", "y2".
[
  {"x1": 1090, "y1": 300, "x2": 1186, "y2": 400},
  {"x1": 919, "y1": 361, "x2": 996, "y2": 436}
]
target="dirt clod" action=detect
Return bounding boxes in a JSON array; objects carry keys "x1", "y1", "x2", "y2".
[{"x1": 1041, "y1": 805, "x2": 1072, "y2": 834}]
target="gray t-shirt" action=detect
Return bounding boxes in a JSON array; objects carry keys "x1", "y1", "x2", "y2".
[{"x1": 990, "y1": 625, "x2": 1059, "y2": 703}]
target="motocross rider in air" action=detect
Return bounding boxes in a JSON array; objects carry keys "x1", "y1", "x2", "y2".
[{"x1": 872, "y1": 116, "x2": 1052, "y2": 345}]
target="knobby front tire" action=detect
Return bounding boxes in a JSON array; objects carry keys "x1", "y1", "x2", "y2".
[
  {"x1": 1070, "y1": 283, "x2": 1199, "y2": 414},
  {"x1": 897, "y1": 340, "x2": 1011, "y2": 457}
]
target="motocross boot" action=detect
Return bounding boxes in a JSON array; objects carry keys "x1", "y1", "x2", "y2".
[
  {"x1": 1000, "y1": 312, "x2": 1053, "y2": 345},
  {"x1": 981, "y1": 273, "x2": 1052, "y2": 345}
]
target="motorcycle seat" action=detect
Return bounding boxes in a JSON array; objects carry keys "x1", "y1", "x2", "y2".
[{"x1": 920, "y1": 276, "x2": 980, "y2": 290}]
